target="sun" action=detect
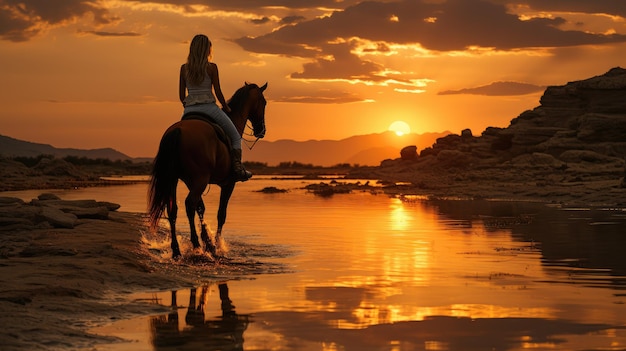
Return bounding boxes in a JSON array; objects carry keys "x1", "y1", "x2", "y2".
[{"x1": 388, "y1": 120, "x2": 411, "y2": 136}]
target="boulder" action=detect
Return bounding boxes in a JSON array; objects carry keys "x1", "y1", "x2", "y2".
[
  {"x1": 30, "y1": 199, "x2": 121, "y2": 212},
  {"x1": 38, "y1": 206, "x2": 77, "y2": 229},
  {"x1": 461, "y1": 129, "x2": 473, "y2": 138},
  {"x1": 400, "y1": 145, "x2": 418, "y2": 160},
  {"x1": 0, "y1": 195, "x2": 119, "y2": 230}
]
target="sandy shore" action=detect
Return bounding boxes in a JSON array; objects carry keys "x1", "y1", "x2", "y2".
[
  {"x1": 0, "y1": 197, "x2": 286, "y2": 351},
  {"x1": 0, "y1": 210, "x2": 179, "y2": 350}
]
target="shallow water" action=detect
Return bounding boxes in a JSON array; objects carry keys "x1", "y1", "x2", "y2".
[{"x1": 5, "y1": 177, "x2": 626, "y2": 350}]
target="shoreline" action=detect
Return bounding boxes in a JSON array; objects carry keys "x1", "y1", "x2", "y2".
[
  {"x1": 5, "y1": 171, "x2": 626, "y2": 207},
  {"x1": 1, "y1": 172, "x2": 624, "y2": 350},
  {"x1": 0, "y1": 210, "x2": 192, "y2": 351},
  {"x1": 0, "y1": 188, "x2": 293, "y2": 351}
]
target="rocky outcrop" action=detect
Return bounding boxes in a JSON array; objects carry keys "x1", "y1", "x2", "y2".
[
  {"x1": 400, "y1": 146, "x2": 418, "y2": 160},
  {"x1": 0, "y1": 194, "x2": 120, "y2": 230},
  {"x1": 354, "y1": 67, "x2": 626, "y2": 205}
]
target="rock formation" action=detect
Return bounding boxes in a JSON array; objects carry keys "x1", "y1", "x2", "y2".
[
  {"x1": 0, "y1": 194, "x2": 120, "y2": 230},
  {"x1": 354, "y1": 67, "x2": 626, "y2": 205}
]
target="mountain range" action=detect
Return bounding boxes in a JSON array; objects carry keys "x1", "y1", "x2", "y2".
[
  {"x1": 0, "y1": 134, "x2": 132, "y2": 161},
  {"x1": 245, "y1": 131, "x2": 450, "y2": 166},
  {"x1": 0, "y1": 131, "x2": 450, "y2": 166}
]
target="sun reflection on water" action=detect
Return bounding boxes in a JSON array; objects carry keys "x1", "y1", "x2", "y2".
[{"x1": 15, "y1": 181, "x2": 624, "y2": 350}]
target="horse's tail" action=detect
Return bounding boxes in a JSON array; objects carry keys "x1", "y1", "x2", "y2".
[{"x1": 148, "y1": 127, "x2": 181, "y2": 229}]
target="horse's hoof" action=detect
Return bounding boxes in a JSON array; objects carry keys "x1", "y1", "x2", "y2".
[{"x1": 205, "y1": 245, "x2": 217, "y2": 257}]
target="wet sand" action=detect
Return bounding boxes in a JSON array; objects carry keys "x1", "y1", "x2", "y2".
[
  {"x1": 0, "y1": 211, "x2": 178, "y2": 350},
  {"x1": 0, "y1": 191, "x2": 292, "y2": 351},
  {"x1": 0, "y1": 204, "x2": 286, "y2": 351}
]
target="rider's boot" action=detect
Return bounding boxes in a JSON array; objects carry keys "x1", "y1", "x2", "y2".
[{"x1": 231, "y1": 148, "x2": 252, "y2": 182}]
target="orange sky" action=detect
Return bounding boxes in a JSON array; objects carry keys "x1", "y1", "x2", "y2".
[{"x1": 1, "y1": 0, "x2": 625, "y2": 157}]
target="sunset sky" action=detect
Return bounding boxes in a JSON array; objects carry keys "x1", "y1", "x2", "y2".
[{"x1": 1, "y1": 0, "x2": 625, "y2": 157}]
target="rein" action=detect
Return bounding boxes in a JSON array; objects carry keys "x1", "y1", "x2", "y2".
[{"x1": 242, "y1": 121, "x2": 260, "y2": 150}]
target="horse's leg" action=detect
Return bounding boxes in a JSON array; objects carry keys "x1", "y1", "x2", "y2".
[
  {"x1": 196, "y1": 199, "x2": 215, "y2": 255},
  {"x1": 185, "y1": 188, "x2": 204, "y2": 250},
  {"x1": 218, "y1": 283, "x2": 235, "y2": 317},
  {"x1": 215, "y1": 182, "x2": 236, "y2": 255},
  {"x1": 166, "y1": 197, "x2": 181, "y2": 258}
]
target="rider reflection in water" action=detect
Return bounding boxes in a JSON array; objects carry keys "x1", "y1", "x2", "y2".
[
  {"x1": 150, "y1": 283, "x2": 249, "y2": 350},
  {"x1": 179, "y1": 34, "x2": 252, "y2": 182}
]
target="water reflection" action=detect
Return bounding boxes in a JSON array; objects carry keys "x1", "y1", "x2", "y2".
[
  {"x1": 5, "y1": 181, "x2": 626, "y2": 350},
  {"x1": 150, "y1": 283, "x2": 248, "y2": 350},
  {"x1": 427, "y1": 199, "x2": 626, "y2": 291},
  {"x1": 144, "y1": 282, "x2": 621, "y2": 351}
]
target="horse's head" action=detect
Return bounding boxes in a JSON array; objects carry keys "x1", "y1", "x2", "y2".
[
  {"x1": 227, "y1": 82, "x2": 268, "y2": 139},
  {"x1": 247, "y1": 82, "x2": 267, "y2": 139}
]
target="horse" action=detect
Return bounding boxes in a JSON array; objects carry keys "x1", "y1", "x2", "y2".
[{"x1": 148, "y1": 82, "x2": 267, "y2": 259}]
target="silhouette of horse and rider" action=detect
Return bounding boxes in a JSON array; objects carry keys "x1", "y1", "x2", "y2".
[{"x1": 150, "y1": 283, "x2": 249, "y2": 350}]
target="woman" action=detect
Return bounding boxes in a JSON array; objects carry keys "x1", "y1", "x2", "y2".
[{"x1": 179, "y1": 34, "x2": 251, "y2": 181}]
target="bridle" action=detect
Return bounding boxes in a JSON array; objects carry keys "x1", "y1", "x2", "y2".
[{"x1": 242, "y1": 121, "x2": 261, "y2": 150}]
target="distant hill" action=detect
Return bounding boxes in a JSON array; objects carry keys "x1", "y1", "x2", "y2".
[
  {"x1": 245, "y1": 131, "x2": 451, "y2": 166},
  {"x1": 0, "y1": 132, "x2": 450, "y2": 166},
  {"x1": 0, "y1": 134, "x2": 132, "y2": 161},
  {"x1": 1, "y1": 131, "x2": 451, "y2": 167}
]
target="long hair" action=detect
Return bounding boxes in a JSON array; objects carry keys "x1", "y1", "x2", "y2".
[{"x1": 186, "y1": 34, "x2": 212, "y2": 86}]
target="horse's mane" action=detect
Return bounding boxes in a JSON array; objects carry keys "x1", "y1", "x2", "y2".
[{"x1": 227, "y1": 83, "x2": 258, "y2": 113}]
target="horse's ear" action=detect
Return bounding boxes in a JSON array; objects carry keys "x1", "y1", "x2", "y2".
[
  {"x1": 260, "y1": 82, "x2": 268, "y2": 92},
  {"x1": 244, "y1": 81, "x2": 249, "y2": 86}
]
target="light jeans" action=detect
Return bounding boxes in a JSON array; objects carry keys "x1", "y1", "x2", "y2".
[{"x1": 183, "y1": 103, "x2": 241, "y2": 150}]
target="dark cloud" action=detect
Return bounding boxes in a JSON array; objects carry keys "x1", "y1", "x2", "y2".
[
  {"x1": 78, "y1": 30, "x2": 142, "y2": 37},
  {"x1": 236, "y1": 0, "x2": 626, "y2": 54},
  {"x1": 138, "y1": 0, "x2": 361, "y2": 11},
  {"x1": 497, "y1": 0, "x2": 626, "y2": 18},
  {"x1": 0, "y1": 0, "x2": 119, "y2": 42},
  {"x1": 233, "y1": 0, "x2": 626, "y2": 87},
  {"x1": 438, "y1": 81, "x2": 546, "y2": 96},
  {"x1": 0, "y1": 0, "x2": 361, "y2": 42},
  {"x1": 250, "y1": 17, "x2": 271, "y2": 25},
  {"x1": 290, "y1": 43, "x2": 385, "y2": 81},
  {"x1": 280, "y1": 15, "x2": 306, "y2": 25}
]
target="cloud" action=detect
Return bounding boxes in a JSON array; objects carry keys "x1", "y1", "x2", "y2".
[
  {"x1": 290, "y1": 43, "x2": 384, "y2": 81},
  {"x1": 250, "y1": 17, "x2": 271, "y2": 25},
  {"x1": 503, "y1": 0, "x2": 626, "y2": 18},
  {"x1": 438, "y1": 81, "x2": 546, "y2": 96},
  {"x1": 0, "y1": 0, "x2": 119, "y2": 42},
  {"x1": 236, "y1": 0, "x2": 626, "y2": 54},
  {"x1": 280, "y1": 15, "x2": 306, "y2": 25},
  {"x1": 273, "y1": 89, "x2": 368, "y2": 103},
  {"x1": 78, "y1": 30, "x2": 142, "y2": 37},
  {"x1": 232, "y1": 0, "x2": 626, "y2": 92},
  {"x1": 137, "y1": 0, "x2": 360, "y2": 11}
]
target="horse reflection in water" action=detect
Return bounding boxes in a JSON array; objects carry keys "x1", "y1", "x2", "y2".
[{"x1": 150, "y1": 283, "x2": 249, "y2": 350}]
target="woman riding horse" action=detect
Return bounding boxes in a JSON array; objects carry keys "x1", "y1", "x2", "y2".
[
  {"x1": 180, "y1": 34, "x2": 251, "y2": 182},
  {"x1": 148, "y1": 79, "x2": 268, "y2": 259}
]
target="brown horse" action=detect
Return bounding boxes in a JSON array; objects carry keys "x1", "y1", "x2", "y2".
[{"x1": 148, "y1": 82, "x2": 267, "y2": 259}]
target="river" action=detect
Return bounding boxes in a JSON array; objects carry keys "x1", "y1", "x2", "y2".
[{"x1": 4, "y1": 176, "x2": 626, "y2": 350}]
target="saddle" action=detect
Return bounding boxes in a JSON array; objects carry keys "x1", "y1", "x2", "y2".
[{"x1": 181, "y1": 112, "x2": 232, "y2": 149}]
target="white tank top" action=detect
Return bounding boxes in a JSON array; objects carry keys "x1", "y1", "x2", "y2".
[{"x1": 184, "y1": 71, "x2": 216, "y2": 106}]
